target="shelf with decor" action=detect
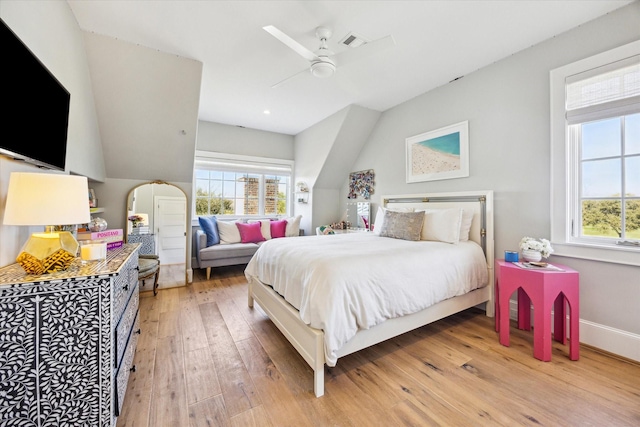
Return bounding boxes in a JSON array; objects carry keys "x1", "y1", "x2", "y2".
[
  {"x1": 295, "y1": 181, "x2": 309, "y2": 203},
  {"x1": 295, "y1": 190, "x2": 309, "y2": 204}
]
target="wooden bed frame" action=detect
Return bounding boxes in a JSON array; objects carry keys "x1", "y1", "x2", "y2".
[{"x1": 247, "y1": 190, "x2": 495, "y2": 397}]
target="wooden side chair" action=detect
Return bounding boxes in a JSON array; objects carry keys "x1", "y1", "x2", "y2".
[{"x1": 138, "y1": 254, "x2": 160, "y2": 295}]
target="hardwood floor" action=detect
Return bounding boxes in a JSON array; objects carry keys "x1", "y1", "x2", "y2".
[
  {"x1": 118, "y1": 265, "x2": 640, "y2": 426},
  {"x1": 158, "y1": 262, "x2": 187, "y2": 289}
]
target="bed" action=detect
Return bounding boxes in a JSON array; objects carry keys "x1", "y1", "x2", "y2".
[{"x1": 245, "y1": 190, "x2": 495, "y2": 397}]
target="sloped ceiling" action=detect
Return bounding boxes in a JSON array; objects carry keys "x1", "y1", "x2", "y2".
[
  {"x1": 68, "y1": 1, "x2": 633, "y2": 135},
  {"x1": 314, "y1": 105, "x2": 381, "y2": 189}
]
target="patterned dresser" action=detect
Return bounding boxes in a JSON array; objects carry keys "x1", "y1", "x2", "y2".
[
  {"x1": 0, "y1": 244, "x2": 141, "y2": 427},
  {"x1": 126, "y1": 233, "x2": 155, "y2": 255}
]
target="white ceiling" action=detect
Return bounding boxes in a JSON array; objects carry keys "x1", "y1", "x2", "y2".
[{"x1": 67, "y1": 0, "x2": 633, "y2": 135}]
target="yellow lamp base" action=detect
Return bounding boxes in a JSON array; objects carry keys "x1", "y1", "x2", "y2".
[{"x1": 16, "y1": 231, "x2": 79, "y2": 274}]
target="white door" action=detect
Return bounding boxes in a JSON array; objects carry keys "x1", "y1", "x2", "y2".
[{"x1": 154, "y1": 196, "x2": 186, "y2": 264}]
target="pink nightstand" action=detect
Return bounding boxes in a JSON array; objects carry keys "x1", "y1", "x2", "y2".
[{"x1": 495, "y1": 259, "x2": 580, "y2": 361}]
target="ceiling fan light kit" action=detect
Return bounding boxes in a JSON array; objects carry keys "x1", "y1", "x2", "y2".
[{"x1": 311, "y1": 59, "x2": 335, "y2": 78}]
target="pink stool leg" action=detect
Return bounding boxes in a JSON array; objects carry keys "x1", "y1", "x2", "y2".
[
  {"x1": 569, "y1": 302, "x2": 580, "y2": 360},
  {"x1": 564, "y1": 281, "x2": 580, "y2": 361},
  {"x1": 532, "y1": 293, "x2": 553, "y2": 361},
  {"x1": 554, "y1": 294, "x2": 567, "y2": 344},
  {"x1": 518, "y1": 289, "x2": 531, "y2": 331}
]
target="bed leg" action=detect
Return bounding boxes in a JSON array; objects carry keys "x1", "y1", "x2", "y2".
[
  {"x1": 485, "y1": 267, "x2": 495, "y2": 317},
  {"x1": 314, "y1": 367, "x2": 324, "y2": 397},
  {"x1": 313, "y1": 333, "x2": 325, "y2": 397},
  {"x1": 486, "y1": 300, "x2": 495, "y2": 317},
  {"x1": 247, "y1": 282, "x2": 254, "y2": 308}
]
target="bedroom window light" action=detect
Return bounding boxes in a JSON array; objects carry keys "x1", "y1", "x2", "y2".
[
  {"x1": 550, "y1": 42, "x2": 640, "y2": 266},
  {"x1": 193, "y1": 151, "x2": 293, "y2": 218},
  {"x1": 570, "y1": 115, "x2": 639, "y2": 239}
]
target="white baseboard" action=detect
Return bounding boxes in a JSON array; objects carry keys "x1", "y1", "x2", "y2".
[
  {"x1": 509, "y1": 300, "x2": 639, "y2": 362},
  {"x1": 580, "y1": 319, "x2": 640, "y2": 362}
]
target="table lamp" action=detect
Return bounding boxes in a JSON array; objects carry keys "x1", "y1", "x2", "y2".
[{"x1": 3, "y1": 172, "x2": 91, "y2": 274}]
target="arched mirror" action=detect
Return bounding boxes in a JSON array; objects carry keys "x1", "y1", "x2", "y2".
[{"x1": 126, "y1": 180, "x2": 187, "y2": 289}]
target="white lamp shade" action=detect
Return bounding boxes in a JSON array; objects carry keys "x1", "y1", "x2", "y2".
[{"x1": 3, "y1": 172, "x2": 91, "y2": 226}]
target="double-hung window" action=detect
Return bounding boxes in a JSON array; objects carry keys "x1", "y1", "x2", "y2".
[
  {"x1": 194, "y1": 151, "x2": 293, "y2": 218},
  {"x1": 550, "y1": 41, "x2": 640, "y2": 265}
]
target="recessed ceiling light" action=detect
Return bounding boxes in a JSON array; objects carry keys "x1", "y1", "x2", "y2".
[{"x1": 263, "y1": 110, "x2": 271, "y2": 115}]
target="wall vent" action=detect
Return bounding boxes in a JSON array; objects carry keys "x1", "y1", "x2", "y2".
[{"x1": 339, "y1": 32, "x2": 369, "y2": 48}]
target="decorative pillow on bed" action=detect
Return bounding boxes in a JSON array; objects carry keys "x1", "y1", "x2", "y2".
[
  {"x1": 419, "y1": 208, "x2": 463, "y2": 244},
  {"x1": 248, "y1": 219, "x2": 272, "y2": 240},
  {"x1": 236, "y1": 222, "x2": 266, "y2": 243},
  {"x1": 270, "y1": 219, "x2": 288, "y2": 238},
  {"x1": 458, "y1": 209, "x2": 474, "y2": 242},
  {"x1": 372, "y1": 206, "x2": 415, "y2": 235},
  {"x1": 217, "y1": 220, "x2": 241, "y2": 244},
  {"x1": 285, "y1": 215, "x2": 302, "y2": 237},
  {"x1": 198, "y1": 216, "x2": 220, "y2": 247},
  {"x1": 379, "y1": 210, "x2": 424, "y2": 241}
]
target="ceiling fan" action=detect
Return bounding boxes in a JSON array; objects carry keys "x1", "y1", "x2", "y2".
[{"x1": 263, "y1": 25, "x2": 395, "y2": 88}]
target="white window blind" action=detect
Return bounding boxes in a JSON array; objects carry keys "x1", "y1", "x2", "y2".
[
  {"x1": 566, "y1": 55, "x2": 640, "y2": 124},
  {"x1": 195, "y1": 151, "x2": 292, "y2": 175}
]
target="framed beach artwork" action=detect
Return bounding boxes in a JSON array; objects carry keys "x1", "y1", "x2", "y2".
[{"x1": 405, "y1": 121, "x2": 469, "y2": 183}]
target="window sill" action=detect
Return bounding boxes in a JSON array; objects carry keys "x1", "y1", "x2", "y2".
[{"x1": 551, "y1": 241, "x2": 640, "y2": 267}]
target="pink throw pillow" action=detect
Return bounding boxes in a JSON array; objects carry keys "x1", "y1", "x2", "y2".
[
  {"x1": 270, "y1": 219, "x2": 288, "y2": 238},
  {"x1": 236, "y1": 222, "x2": 265, "y2": 243}
]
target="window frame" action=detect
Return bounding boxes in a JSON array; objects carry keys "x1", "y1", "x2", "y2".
[
  {"x1": 193, "y1": 151, "x2": 294, "y2": 220},
  {"x1": 570, "y1": 115, "x2": 640, "y2": 243},
  {"x1": 550, "y1": 40, "x2": 640, "y2": 266}
]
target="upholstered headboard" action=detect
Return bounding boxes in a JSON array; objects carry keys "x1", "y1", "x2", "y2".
[{"x1": 382, "y1": 190, "x2": 494, "y2": 291}]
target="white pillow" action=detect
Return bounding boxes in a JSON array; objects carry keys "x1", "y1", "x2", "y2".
[
  {"x1": 419, "y1": 208, "x2": 463, "y2": 244},
  {"x1": 372, "y1": 206, "x2": 415, "y2": 235},
  {"x1": 285, "y1": 215, "x2": 302, "y2": 237},
  {"x1": 248, "y1": 219, "x2": 272, "y2": 240},
  {"x1": 458, "y1": 209, "x2": 474, "y2": 242},
  {"x1": 217, "y1": 220, "x2": 241, "y2": 244}
]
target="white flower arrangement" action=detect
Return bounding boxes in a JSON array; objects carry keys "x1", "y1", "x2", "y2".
[{"x1": 519, "y1": 237, "x2": 554, "y2": 258}]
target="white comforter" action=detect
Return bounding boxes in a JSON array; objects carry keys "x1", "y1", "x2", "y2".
[{"x1": 245, "y1": 233, "x2": 488, "y2": 366}]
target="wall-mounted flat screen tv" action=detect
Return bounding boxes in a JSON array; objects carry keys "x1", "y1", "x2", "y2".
[{"x1": 1, "y1": 18, "x2": 70, "y2": 171}]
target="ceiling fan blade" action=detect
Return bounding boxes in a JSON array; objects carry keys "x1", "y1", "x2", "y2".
[
  {"x1": 263, "y1": 25, "x2": 319, "y2": 62},
  {"x1": 333, "y1": 35, "x2": 395, "y2": 68},
  {"x1": 271, "y1": 68, "x2": 310, "y2": 89}
]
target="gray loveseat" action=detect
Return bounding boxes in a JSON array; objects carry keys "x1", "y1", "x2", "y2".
[
  {"x1": 195, "y1": 216, "x2": 301, "y2": 280},
  {"x1": 195, "y1": 229, "x2": 264, "y2": 280}
]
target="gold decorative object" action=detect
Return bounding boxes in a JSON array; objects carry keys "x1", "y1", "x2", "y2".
[{"x1": 3, "y1": 173, "x2": 91, "y2": 274}]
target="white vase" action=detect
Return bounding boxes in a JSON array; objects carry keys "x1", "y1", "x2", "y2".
[{"x1": 522, "y1": 249, "x2": 542, "y2": 262}]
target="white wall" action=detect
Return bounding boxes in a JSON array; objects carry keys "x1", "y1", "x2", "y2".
[
  {"x1": 82, "y1": 32, "x2": 202, "y2": 183},
  {"x1": 197, "y1": 121, "x2": 294, "y2": 160},
  {"x1": 294, "y1": 105, "x2": 381, "y2": 234},
  {"x1": 0, "y1": 1, "x2": 105, "y2": 266},
  {"x1": 294, "y1": 108, "x2": 346, "y2": 234},
  {"x1": 345, "y1": 3, "x2": 640, "y2": 360}
]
